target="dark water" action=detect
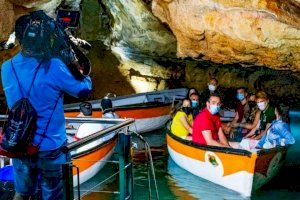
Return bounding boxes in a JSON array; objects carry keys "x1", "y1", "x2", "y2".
[{"x1": 78, "y1": 129, "x2": 300, "y2": 200}]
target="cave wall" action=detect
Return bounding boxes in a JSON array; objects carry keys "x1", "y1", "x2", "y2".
[
  {"x1": 184, "y1": 61, "x2": 300, "y2": 106},
  {"x1": 0, "y1": 0, "x2": 300, "y2": 106},
  {"x1": 152, "y1": 0, "x2": 300, "y2": 71}
]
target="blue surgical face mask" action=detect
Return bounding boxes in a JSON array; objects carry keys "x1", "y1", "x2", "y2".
[
  {"x1": 236, "y1": 93, "x2": 245, "y2": 101},
  {"x1": 191, "y1": 100, "x2": 199, "y2": 108},
  {"x1": 209, "y1": 104, "x2": 221, "y2": 115}
]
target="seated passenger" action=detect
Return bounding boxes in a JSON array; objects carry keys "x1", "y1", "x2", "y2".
[
  {"x1": 243, "y1": 91, "x2": 276, "y2": 140},
  {"x1": 200, "y1": 78, "x2": 219, "y2": 107},
  {"x1": 66, "y1": 102, "x2": 93, "y2": 130},
  {"x1": 75, "y1": 98, "x2": 120, "y2": 144},
  {"x1": 101, "y1": 97, "x2": 120, "y2": 119},
  {"x1": 74, "y1": 102, "x2": 103, "y2": 142},
  {"x1": 78, "y1": 101, "x2": 93, "y2": 117},
  {"x1": 171, "y1": 99, "x2": 193, "y2": 140},
  {"x1": 226, "y1": 87, "x2": 251, "y2": 140},
  {"x1": 232, "y1": 87, "x2": 250, "y2": 124},
  {"x1": 192, "y1": 94, "x2": 231, "y2": 147},
  {"x1": 244, "y1": 94, "x2": 258, "y2": 123},
  {"x1": 187, "y1": 88, "x2": 199, "y2": 99},
  {"x1": 256, "y1": 106, "x2": 295, "y2": 148},
  {"x1": 190, "y1": 93, "x2": 201, "y2": 118}
]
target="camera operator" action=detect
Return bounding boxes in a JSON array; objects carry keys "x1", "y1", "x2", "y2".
[{"x1": 1, "y1": 10, "x2": 92, "y2": 199}]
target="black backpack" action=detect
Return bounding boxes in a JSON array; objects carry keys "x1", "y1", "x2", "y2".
[
  {"x1": 1, "y1": 98, "x2": 37, "y2": 153},
  {"x1": 0, "y1": 60, "x2": 43, "y2": 155}
]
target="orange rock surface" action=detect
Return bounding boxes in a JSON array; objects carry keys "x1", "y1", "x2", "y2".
[{"x1": 152, "y1": 0, "x2": 300, "y2": 71}]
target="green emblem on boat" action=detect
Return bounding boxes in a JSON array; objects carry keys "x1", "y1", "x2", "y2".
[{"x1": 209, "y1": 155, "x2": 218, "y2": 167}]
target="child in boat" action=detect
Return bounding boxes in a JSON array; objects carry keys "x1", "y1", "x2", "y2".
[{"x1": 171, "y1": 99, "x2": 193, "y2": 140}]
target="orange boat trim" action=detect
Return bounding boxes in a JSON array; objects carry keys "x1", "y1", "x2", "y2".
[
  {"x1": 167, "y1": 134, "x2": 258, "y2": 176},
  {"x1": 72, "y1": 139, "x2": 117, "y2": 174},
  {"x1": 65, "y1": 104, "x2": 171, "y2": 119}
]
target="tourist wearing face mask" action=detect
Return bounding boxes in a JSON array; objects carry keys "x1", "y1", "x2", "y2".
[
  {"x1": 199, "y1": 78, "x2": 219, "y2": 107},
  {"x1": 242, "y1": 91, "x2": 275, "y2": 140},
  {"x1": 189, "y1": 93, "x2": 201, "y2": 118},
  {"x1": 245, "y1": 94, "x2": 258, "y2": 123},
  {"x1": 254, "y1": 91, "x2": 276, "y2": 139},
  {"x1": 208, "y1": 78, "x2": 218, "y2": 93},
  {"x1": 187, "y1": 88, "x2": 199, "y2": 99},
  {"x1": 171, "y1": 99, "x2": 193, "y2": 140},
  {"x1": 227, "y1": 87, "x2": 250, "y2": 140},
  {"x1": 192, "y1": 94, "x2": 232, "y2": 147}
]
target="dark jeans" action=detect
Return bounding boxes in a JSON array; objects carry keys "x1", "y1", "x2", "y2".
[
  {"x1": 12, "y1": 144, "x2": 70, "y2": 200},
  {"x1": 231, "y1": 127, "x2": 244, "y2": 142}
]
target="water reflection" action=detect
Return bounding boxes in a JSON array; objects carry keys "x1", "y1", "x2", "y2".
[
  {"x1": 167, "y1": 157, "x2": 249, "y2": 200},
  {"x1": 132, "y1": 130, "x2": 299, "y2": 199}
]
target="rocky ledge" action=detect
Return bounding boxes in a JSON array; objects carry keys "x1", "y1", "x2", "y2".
[{"x1": 152, "y1": 0, "x2": 300, "y2": 71}]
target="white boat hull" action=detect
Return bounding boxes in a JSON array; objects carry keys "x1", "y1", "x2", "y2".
[
  {"x1": 167, "y1": 133, "x2": 287, "y2": 197},
  {"x1": 130, "y1": 115, "x2": 170, "y2": 133},
  {"x1": 168, "y1": 146, "x2": 254, "y2": 196}
]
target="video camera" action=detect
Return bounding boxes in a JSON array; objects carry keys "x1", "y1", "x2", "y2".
[
  {"x1": 15, "y1": 10, "x2": 92, "y2": 80},
  {"x1": 55, "y1": 9, "x2": 92, "y2": 79}
]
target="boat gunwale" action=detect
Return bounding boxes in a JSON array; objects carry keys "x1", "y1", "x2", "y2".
[
  {"x1": 71, "y1": 133, "x2": 118, "y2": 159},
  {"x1": 167, "y1": 132, "x2": 253, "y2": 157},
  {"x1": 168, "y1": 132, "x2": 289, "y2": 158},
  {"x1": 256, "y1": 145, "x2": 289, "y2": 156},
  {"x1": 64, "y1": 101, "x2": 172, "y2": 112},
  {"x1": 64, "y1": 88, "x2": 188, "y2": 110}
]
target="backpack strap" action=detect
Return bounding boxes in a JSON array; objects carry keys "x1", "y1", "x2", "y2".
[
  {"x1": 36, "y1": 92, "x2": 63, "y2": 147},
  {"x1": 11, "y1": 59, "x2": 43, "y2": 98}
]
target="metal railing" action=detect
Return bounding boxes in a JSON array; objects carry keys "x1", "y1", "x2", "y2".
[
  {"x1": 63, "y1": 117, "x2": 135, "y2": 200},
  {"x1": 0, "y1": 115, "x2": 135, "y2": 200}
]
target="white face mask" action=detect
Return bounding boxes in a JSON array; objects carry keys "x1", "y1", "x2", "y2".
[
  {"x1": 208, "y1": 84, "x2": 216, "y2": 92},
  {"x1": 257, "y1": 102, "x2": 267, "y2": 111}
]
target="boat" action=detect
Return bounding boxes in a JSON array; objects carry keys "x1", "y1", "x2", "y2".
[
  {"x1": 68, "y1": 122, "x2": 118, "y2": 187},
  {"x1": 167, "y1": 132, "x2": 288, "y2": 197},
  {"x1": 64, "y1": 88, "x2": 188, "y2": 133},
  {"x1": 167, "y1": 157, "x2": 248, "y2": 199},
  {"x1": 0, "y1": 122, "x2": 118, "y2": 188}
]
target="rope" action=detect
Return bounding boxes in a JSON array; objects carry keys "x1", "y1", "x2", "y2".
[
  {"x1": 76, "y1": 163, "x2": 132, "y2": 199},
  {"x1": 132, "y1": 130, "x2": 160, "y2": 200}
]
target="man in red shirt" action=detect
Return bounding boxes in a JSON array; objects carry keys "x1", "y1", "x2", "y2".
[{"x1": 192, "y1": 94, "x2": 231, "y2": 147}]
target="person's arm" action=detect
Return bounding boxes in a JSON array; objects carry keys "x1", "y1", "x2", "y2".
[
  {"x1": 230, "y1": 112, "x2": 239, "y2": 125},
  {"x1": 218, "y1": 127, "x2": 230, "y2": 147},
  {"x1": 51, "y1": 59, "x2": 92, "y2": 98},
  {"x1": 239, "y1": 110, "x2": 261, "y2": 130},
  {"x1": 179, "y1": 115, "x2": 193, "y2": 134},
  {"x1": 254, "y1": 123, "x2": 271, "y2": 140},
  {"x1": 202, "y1": 130, "x2": 229, "y2": 147}
]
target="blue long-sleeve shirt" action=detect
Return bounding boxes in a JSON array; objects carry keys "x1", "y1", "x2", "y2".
[
  {"x1": 1, "y1": 52, "x2": 92, "y2": 151},
  {"x1": 257, "y1": 119, "x2": 295, "y2": 148}
]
